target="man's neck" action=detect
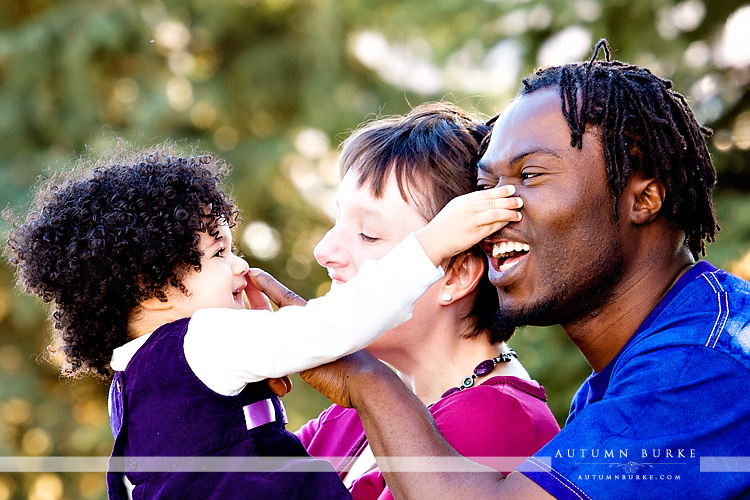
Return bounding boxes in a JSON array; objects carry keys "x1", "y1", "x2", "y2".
[{"x1": 563, "y1": 249, "x2": 695, "y2": 372}]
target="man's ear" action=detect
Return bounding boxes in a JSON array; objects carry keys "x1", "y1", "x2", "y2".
[
  {"x1": 626, "y1": 174, "x2": 665, "y2": 225},
  {"x1": 440, "y1": 253, "x2": 484, "y2": 304}
]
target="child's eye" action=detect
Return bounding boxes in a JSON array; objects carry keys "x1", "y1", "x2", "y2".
[
  {"x1": 359, "y1": 233, "x2": 380, "y2": 243},
  {"x1": 214, "y1": 248, "x2": 225, "y2": 258}
]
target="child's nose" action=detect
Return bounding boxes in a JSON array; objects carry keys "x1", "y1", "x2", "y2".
[
  {"x1": 313, "y1": 227, "x2": 347, "y2": 269},
  {"x1": 232, "y1": 254, "x2": 250, "y2": 275}
]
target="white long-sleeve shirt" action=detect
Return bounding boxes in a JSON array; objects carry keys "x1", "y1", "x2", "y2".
[{"x1": 110, "y1": 232, "x2": 442, "y2": 396}]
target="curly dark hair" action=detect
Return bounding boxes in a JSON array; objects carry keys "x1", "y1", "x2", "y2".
[
  {"x1": 485, "y1": 39, "x2": 719, "y2": 258},
  {"x1": 4, "y1": 141, "x2": 239, "y2": 379}
]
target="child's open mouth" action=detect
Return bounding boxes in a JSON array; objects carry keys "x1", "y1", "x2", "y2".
[{"x1": 232, "y1": 287, "x2": 245, "y2": 305}]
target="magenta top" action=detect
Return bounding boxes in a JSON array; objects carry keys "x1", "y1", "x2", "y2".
[{"x1": 296, "y1": 375, "x2": 560, "y2": 500}]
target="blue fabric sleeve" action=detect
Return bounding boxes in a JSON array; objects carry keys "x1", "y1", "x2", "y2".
[{"x1": 520, "y1": 345, "x2": 750, "y2": 500}]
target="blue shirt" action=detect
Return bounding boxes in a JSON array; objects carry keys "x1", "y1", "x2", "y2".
[{"x1": 520, "y1": 261, "x2": 750, "y2": 499}]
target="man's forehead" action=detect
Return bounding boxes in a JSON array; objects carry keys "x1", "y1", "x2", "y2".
[{"x1": 477, "y1": 88, "x2": 605, "y2": 173}]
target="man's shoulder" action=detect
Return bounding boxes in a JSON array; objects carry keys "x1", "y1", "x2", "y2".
[{"x1": 633, "y1": 263, "x2": 750, "y2": 357}]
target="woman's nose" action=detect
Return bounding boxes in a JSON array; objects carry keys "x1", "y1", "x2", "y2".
[{"x1": 313, "y1": 227, "x2": 347, "y2": 268}]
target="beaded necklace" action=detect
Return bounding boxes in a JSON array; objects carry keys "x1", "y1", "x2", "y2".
[{"x1": 439, "y1": 348, "x2": 517, "y2": 399}]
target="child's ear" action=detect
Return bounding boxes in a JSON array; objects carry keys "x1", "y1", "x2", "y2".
[
  {"x1": 439, "y1": 253, "x2": 484, "y2": 304},
  {"x1": 139, "y1": 295, "x2": 173, "y2": 311}
]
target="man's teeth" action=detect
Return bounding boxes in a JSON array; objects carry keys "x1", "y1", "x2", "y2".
[
  {"x1": 499, "y1": 260, "x2": 519, "y2": 272},
  {"x1": 491, "y1": 241, "x2": 530, "y2": 258}
]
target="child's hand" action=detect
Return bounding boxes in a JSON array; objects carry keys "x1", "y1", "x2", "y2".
[
  {"x1": 415, "y1": 185, "x2": 522, "y2": 266},
  {"x1": 267, "y1": 376, "x2": 294, "y2": 397}
]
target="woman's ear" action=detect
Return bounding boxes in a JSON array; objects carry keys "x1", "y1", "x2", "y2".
[
  {"x1": 439, "y1": 253, "x2": 484, "y2": 304},
  {"x1": 625, "y1": 173, "x2": 665, "y2": 225}
]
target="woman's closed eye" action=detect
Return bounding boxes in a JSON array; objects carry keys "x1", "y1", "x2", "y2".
[{"x1": 359, "y1": 233, "x2": 380, "y2": 243}]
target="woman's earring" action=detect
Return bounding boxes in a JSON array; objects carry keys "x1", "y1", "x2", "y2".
[{"x1": 441, "y1": 293, "x2": 453, "y2": 302}]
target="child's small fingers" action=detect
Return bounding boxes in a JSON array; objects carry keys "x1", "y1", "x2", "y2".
[
  {"x1": 484, "y1": 196, "x2": 523, "y2": 210},
  {"x1": 479, "y1": 215, "x2": 521, "y2": 236},
  {"x1": 267, "y1": 376, "x2": 293, "y2": 397},
  {"x1": 475, "y1": 208, "x2": 522, "y2": 227},
  {"x1": 474, "y1": 184, "x2": 516, "y2": 199}
]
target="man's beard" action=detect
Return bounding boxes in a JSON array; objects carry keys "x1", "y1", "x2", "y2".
[
  {"x1": 491, "y1": 250, "x2": 625, "y2": 338},
  {"x1": 491, "y1": 286, "x2": 567, "y2": 339}
]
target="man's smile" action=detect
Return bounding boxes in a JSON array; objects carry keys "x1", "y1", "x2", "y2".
[{"x1": 482, "y1": 237, "x2": 530, "y2": 274}]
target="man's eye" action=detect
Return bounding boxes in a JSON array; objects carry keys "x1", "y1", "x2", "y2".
[
  {"x1": 475, "y1": 182, "x2": 496, "y2": 191},
  {"x1": 359, "y1": 233, "x2": 380, "y2": 243},
  {"x1": 521, "y1": 172, "x2": 542, "y2": 181}
]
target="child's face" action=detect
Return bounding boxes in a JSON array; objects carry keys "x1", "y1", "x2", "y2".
[{"x1": 166, "y1": 223, "x2": 250, "y2": 318}]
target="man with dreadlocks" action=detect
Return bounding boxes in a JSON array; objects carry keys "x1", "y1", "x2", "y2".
[{"x1": 254, "y1": 40, "x2": 750, "y2": 499}]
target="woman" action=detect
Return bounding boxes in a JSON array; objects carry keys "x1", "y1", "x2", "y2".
[{"x1": 296, "y1": 102, "x2": 560, "y2": 500}]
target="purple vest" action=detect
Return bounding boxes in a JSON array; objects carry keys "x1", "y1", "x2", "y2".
[{"x1": 106, "y1": 318, "x2": 351, "y2": 499}]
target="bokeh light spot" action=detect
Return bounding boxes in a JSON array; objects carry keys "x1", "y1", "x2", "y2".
[
  {"x1": 0, "y1": 475, "x2": 14, "y2": 500},
  {"x1": 154, "y1": 20, "x2": 191, "y2": 52},
  {"x1": 78, "y1": 473, "x2": 105, "y2": 499},
  {"x1": 22, "y1": 428, "x2": 52, "y2": 456},
  {"x1": 294, "y1": 128, "x2": 330, "y2": 160},
  {"x1": 249, "y1": 112, "x2": 275, "y2": 138},
  {"x1": 0, "y1": 346, "x2": 23, "y2": 373},
  {"x1": 732, "y1": 111, "x2": 750, "y2": 150},
  {"x1": 166, "y1": 77, "x2": 193, "y2": 110},
  {"x1": 538, "y1": 26, "x2": 592, "y2": 67},
  {"x1": 716, "y1": 6, "x2": 750, "y2": 68},
  {"x1": 713, "y1": 129, "x2": 733, "y2": 151},
  {"x1": 112, "y1": 78, "x2": 139, "y2": 104},
  {"x1": 1, "y1": 398, "x2": 32, "y2": 425},
  {"x1": 286, "y1": 254, "x2": 312, "y2": 280},
  {"x1": 213, "y1": 125, "x2": 239, "y2": 151},
  {"x1": 28, "y1": 473, "x2": 63, "y2": 500},
  {"x1": 190, "y1": 101, "x2": 217, "y2": 129},
  {"x1": 242, "y1": 221, "x2": 282, "y2": 261}
]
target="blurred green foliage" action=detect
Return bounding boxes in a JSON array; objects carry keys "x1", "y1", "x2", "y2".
[{"x1": 1, "y1": 0, "x2": 749, "y2": 498}]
